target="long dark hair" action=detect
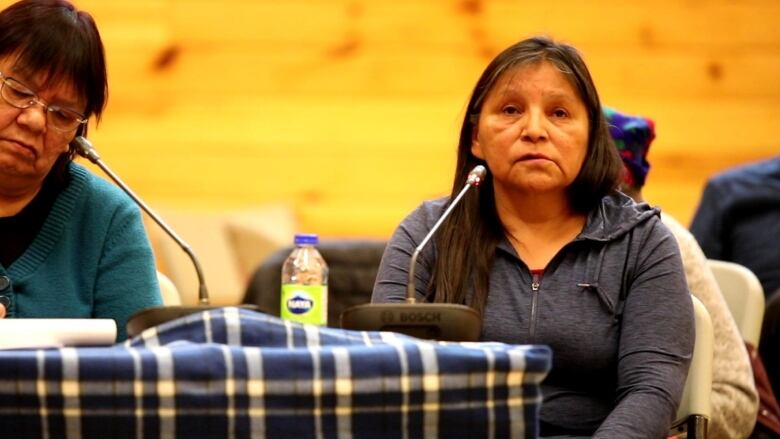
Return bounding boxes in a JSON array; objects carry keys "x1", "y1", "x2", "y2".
[
  {"x1": 0, "y1": 0, "x2": 108, "y2": 181},
  {"x1": 429, "y1": 36, "x2": 623, "y2": 315}
]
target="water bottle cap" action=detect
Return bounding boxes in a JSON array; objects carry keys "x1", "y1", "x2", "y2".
[{"x1": 294, "y1": 233, "x2": 319, "y2": 245}]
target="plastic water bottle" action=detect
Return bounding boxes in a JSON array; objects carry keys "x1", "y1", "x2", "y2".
[{"x1": 280, "y1": 234, "x2": 329, "y2": 325}]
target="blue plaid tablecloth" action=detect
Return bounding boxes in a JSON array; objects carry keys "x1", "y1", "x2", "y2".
[{"x1": 0, "y1": 308, "x2": 551, "y2": 438}]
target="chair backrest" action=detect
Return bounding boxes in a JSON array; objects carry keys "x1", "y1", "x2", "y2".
[
  {"x1": 243, "y1": 240, "x2": 387, "y2": 327},
  {"x1": 148, "y1": 204, "x2": 296, "y2": 306},
  {"x1": 707, "y1": 259, "x2": 765, "y2": 346},
  {"x1": 671, "y1": 295, "x2": 713, "y2": 438},
  {"x1": 157, "y1": 271, "x2": 182, "y2": 306}
]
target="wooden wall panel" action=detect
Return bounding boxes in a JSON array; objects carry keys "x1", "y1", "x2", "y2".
[{"x1": 2, "y1": 0, "x2": 778, "y2": 238}]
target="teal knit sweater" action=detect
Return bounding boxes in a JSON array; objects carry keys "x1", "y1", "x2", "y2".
[{"x1": 0, "y1": 162, "x2": 162, "y2": 341}]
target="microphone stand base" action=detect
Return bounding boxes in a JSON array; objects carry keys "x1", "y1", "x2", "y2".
[
  {"x1": 126, "y1": 304, "x2": 260, "y2": 338},
  {"x1": 340, "y1": 303, "x2": 481, "y2": 342}
]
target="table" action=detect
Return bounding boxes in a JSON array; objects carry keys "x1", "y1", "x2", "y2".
[{"x1": 0, "y1": 308, "x2": 551, "y2": 438}]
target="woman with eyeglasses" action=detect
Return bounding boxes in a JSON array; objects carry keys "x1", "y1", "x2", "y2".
[{"x1": 0, "y1": 0, "x2": 161, "y2": 340}]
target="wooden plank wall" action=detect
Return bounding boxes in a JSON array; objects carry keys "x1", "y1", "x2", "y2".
[{"x1": 10, "y1": 0, "x2": 780, "y2": 237}]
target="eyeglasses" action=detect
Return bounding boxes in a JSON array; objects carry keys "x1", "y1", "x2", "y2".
[{"x1": 0, "y1": 71, "x2": 87, "y2": 132}]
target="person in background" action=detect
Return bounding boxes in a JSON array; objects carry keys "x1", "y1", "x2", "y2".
[
  {"x1": 373, "y1": 36, "x2": 694, "y2": 437},
  {"x1": 604, "y1": 107, "x2": 758, "y2": 438},
  {"x1": 0, "y1": 0, "x2": 161, "y2": 340},
  {"x1": 690, "y1": 157, "x2": 780, "y2": 300},
  {"x1": 690, "y1": 156, "x2": 780, "y2": 423}
]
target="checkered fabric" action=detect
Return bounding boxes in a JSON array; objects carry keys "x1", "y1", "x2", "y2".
[{"x1": 0, "y1": 308, "x2": 551, "y2": 438}]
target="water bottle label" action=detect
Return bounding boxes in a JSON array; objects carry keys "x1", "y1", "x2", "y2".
[{"x1": 280, "y1": 284, "x2": 327, "y2": 325}]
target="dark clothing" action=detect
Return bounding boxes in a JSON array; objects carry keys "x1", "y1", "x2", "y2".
[
  {"x1": 0, "y1": 172, "x2": 66, "y2": 267},
  {"x1": 761, "y1": 289, "x2": 780, "y2": 412},
  {"x1": 373, "y1": 192, "x2": 694, "y2": 438},
  {"x1": 690, "y1": 157, "x2": 780, "y2": 297}
]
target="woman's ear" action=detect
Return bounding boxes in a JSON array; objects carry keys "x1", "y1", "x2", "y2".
[{"x1": 471, "y1": 126, "x2": 484, "y2": 159}]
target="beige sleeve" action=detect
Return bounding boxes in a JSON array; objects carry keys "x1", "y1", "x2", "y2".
[{"x1": 663, "y1": 213, "x2": 759, "y2": 439}]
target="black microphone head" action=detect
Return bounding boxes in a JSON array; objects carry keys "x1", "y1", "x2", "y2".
[
  {"x1": 467, "y1": 165, "x2": 487, "y2": 186},
  {"x1": 72, "y1": 136, "x2": 100, "y2": 163},
  {"x1": 72, "y1": 136, "x2": 91, "y2": 155}
]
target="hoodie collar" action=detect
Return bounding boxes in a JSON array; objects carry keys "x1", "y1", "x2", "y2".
[
  {"x1": 577, "y1": 191, "x2": 659, "y2": 242},
  {"x1": 494, "y1": 191, "x2": 658, "y2": 257}
]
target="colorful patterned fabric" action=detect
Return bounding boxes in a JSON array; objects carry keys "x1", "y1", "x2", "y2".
[
  {"x1": 603, "y1": 106, "x2": 655, "y2": 188},
  {"x1": 0, "y1": 308, "x2": 551, "y2": 438}
]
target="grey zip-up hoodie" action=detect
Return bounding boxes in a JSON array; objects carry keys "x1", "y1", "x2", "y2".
[{"x1": 373, "y1": 192, "x2": 694, "y2": 438}]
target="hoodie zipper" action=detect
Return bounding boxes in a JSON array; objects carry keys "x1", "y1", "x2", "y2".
[{"x1": 529, "y1": 271, "x2": 541, "y2": 341}]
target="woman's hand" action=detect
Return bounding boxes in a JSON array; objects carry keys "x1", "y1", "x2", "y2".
[{"x1": 0, "y1": 304, "x2": 5, "y2": 318}]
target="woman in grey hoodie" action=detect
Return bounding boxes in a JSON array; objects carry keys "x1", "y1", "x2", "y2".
[{"x1": 372, "y1": 36, "x2": 694, "y2": 438}]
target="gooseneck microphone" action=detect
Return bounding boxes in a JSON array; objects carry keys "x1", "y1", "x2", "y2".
[
  {"x1": 72, "y1": 136, "x2": 256, "y2": 337},
  {"x1": 73, "y1": 137, "x2": 209, "y2": 306},
  {"x1": 340, "y1": 165, "x2": 486, "y2": 341},
  {"x1": 405, "y1": 165, "x2": 486, "y2": 303}
]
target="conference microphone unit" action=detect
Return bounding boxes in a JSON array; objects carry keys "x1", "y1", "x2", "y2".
[
  {"x1": 72, "y1": 136, "x2": 258, "y2": 338},
  {"x1": 340, "y1": 165, "x2": 486, "y2": 342}
]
